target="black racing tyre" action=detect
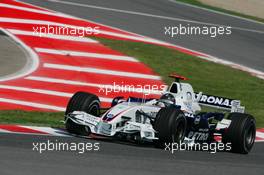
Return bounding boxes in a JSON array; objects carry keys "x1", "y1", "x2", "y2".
[
  {"x1": 153, "y1": 107, "x2": 187, "y2": 148},
  {"x1": 65, "y1": 91, "x2": 100, "y2": 116},
  {"x1": 65, "y1": 119, "x2": 91, "y2": 136},
  {"x1": 222, "y1": 113, "x2": 256, "y2": 154},
  {"x1": 65, "y1": 92, "x2": 100, "y2": 136}
]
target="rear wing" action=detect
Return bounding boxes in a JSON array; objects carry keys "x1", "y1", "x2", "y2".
[{"x1": 195, "y1": 93, "x2": 245, "y2": 113}]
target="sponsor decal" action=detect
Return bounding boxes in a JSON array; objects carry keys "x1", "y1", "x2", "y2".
[
  {"x1": 195, "y1": 93, "x2": 235, "y2": 109},
  {"x1": 188, "y1": 131, "x2": 209, "y2": 141}
]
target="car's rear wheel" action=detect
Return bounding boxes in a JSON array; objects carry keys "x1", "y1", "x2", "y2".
[
  {"x1": 153, "y1": 107, "x2": 187, "y2": 148},
  {"x1": 222, "y1": 113, "x2": 256, "y2": 154},
  {"x1": 65, "y1": 92, "x2": 100, "y2": 136}
]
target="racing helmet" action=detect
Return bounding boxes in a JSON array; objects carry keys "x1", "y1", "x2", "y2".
[{"x1": 160, "y1": 93, "x2": 176, "y2": 105}]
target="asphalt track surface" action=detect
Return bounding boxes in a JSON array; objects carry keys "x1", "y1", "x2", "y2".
[
  {"x1": 21, "y1": 0, "x2": 264, "y2": 72},
  {"x1": 1, "y1": 1, "x2": 263, "y2": 175},
  {"x1": 0, "y1": 133, "x2": 263, "y2": 175}
]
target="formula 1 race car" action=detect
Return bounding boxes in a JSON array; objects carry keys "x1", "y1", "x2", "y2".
[{"x1": 64, "y1": 74, "x2": 256, "y2": 154}]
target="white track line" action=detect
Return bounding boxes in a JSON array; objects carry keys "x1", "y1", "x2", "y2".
[
  {"x1": 16, "y1": 1, "x2": 208, "y2": 56},
  {"x1": 0, "y1": 84, "x2": 72, "y2": 97},
  {"x1": 44, "y1": 63, "x2": 161, "y2": 80},
  {"x1": 8, "y1": 29, "x2": 98, "y2": 43},
  {"x1": 0, "y1": 131, "x2": 52, "y2": 136},
  {"x1": 46, "y1": 0, "x2": 264, "y2": 34},
  {"x1": 167, "y1": 0, "x2": 264, "y2": 25},
  {"x1": 198, "y1": 55, "x2": 264, "y2": 80},
  {"x1": 0, "y1": 129, "x2": 11, "y2": 133},
  {"x1": 0, "y1": 97, "x2": 65, "y2": 111},
  {"x1": 0, "y1": 2, "x2": 75, "y2": 19},
  {"x1": 256, "y1": 131, "x2": 264, "y2": 139},
  {"x1": 35, "y1": 48, "x2": 138, "y2": 62},
  {"x1": 1, "y1": 11, "x2": 263, "y2": 80},
  {"x1": 25, "y1": 76, "x2": 164, "y2": 95},
  {"x1": 0, "y1": 3, "x2": 55, "y2": 15},
  {"x1": 22, "y1": 126, "x2": 70, "y2": 137},
  {"x1": 0, "y1": 84, "x2": 112, "y2": 102},
  {"x1": 0, "y1": 28, "x2": 39, "y2": 82},
  {"x1": 0, "y1": 17, "x2": 171, "y2": 46}
]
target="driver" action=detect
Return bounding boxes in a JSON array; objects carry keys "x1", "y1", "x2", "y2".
[{"x1": 157, "y1": 93, "x2": 176, "y2": 107}]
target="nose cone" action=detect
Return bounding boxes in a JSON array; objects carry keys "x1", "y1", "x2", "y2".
[{"x1": 102, "y1": 103, "x2": 131, "y2": 122}]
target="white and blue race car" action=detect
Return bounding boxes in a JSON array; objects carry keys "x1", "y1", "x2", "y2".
[{"x1": 64, "y1": 74, "x2": 256, "y2": 154}]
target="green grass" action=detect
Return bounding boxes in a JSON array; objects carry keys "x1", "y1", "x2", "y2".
[
  {"x1": 175, "y1": 0, "x2": 264, "y2": 23},
  {"x1": 0, "y1": 38, "x2": 263, "y2": 128},
  {"x1": 96, "y1": 38, "x2": 264, "y2": 128},
  {"x1": 0, "y1": 110, "x2": 64, "y2": 128}
]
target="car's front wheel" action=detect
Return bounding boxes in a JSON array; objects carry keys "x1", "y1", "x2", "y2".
[{"x1": 65, "y1": 91, "x2": 100, "y2": 136}]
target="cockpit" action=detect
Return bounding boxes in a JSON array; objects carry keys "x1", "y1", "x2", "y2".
[{"x1": 159, "y1": 93, "x2": 176, "y2": 105}]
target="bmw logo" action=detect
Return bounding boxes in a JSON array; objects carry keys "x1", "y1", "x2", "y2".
[{"x1": 107, "y1": 113, "x2": 114, "y2": 119}]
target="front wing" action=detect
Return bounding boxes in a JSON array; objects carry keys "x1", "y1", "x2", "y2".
[{"x1": 65, "y1": 111, "x2": 157, "y2": 140}]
